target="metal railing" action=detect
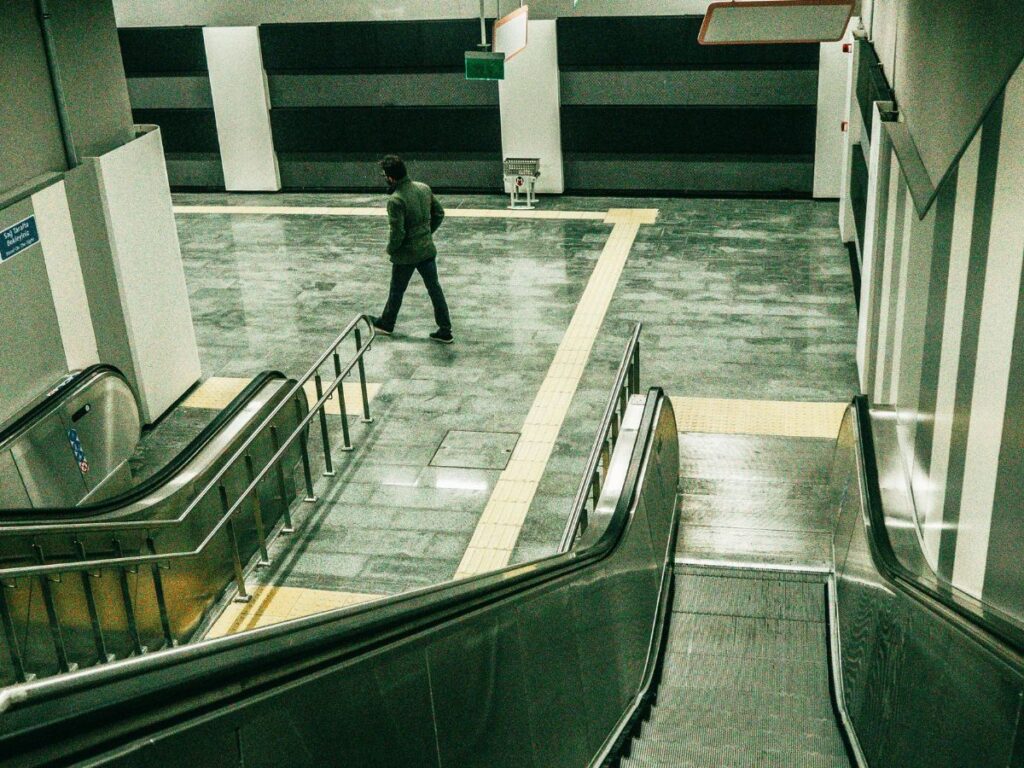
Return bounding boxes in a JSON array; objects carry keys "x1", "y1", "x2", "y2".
[
  {"x1": 558, "y1": 322, "x2": 642, "y2": 553},
  {"x1": 0, "y1": 315, "x2": 376, "y2": 681}
]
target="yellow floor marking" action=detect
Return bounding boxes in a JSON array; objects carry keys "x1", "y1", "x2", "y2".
[
  {"x1": 672, "y1": 397, "x2": 849, "y2": 439},
  {"x1": 206, "y1": 585, "x2": 382, "y2": 638},
  {"x1": 182, "y1": 376, "x2": 380, "y2": 416},
  {"x1": 173, "y1": 205, "x2": 607, "y2": 222},
  {"x1": 454, "y1": 209, "x2": 659, "y2": 579}
]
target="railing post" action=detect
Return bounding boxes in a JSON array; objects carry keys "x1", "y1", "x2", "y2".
[
  {"x1": 145, "y1": 538, "x2": 176, "y2": 648},
  {"x1": 112, "y1": 538, "x2": 146, "y2": 657},
  {"x1": 631, "y1": 342, "x2": 641, "y2": 394},
  {"x1": 354, "y1": 328, "x2": 373, "y2": 423},
  {"x1": 74, "y1": 540, "x2": 113, "y2": 665},
  {"x1": 314, "y1": 373, "x2": 335, "y2": 477},
  {"x1": 333, "y1": 351, "x2": 352, "y2": 451},
  {"x1": 32, "y1": 544, "x2": 73, "y2": 674},
  {"x1": 244, "y1": 454, "x2": 271, "y2": 567},
  {"x1": 0, "y1": 579, "x2": 32, "y2": 683},
  {"x1": 220, "y1": 485, "x2": 251, "y2": 604},
  {"x1": 591, "y1": 469, "x2": 602, "y2": 509},
  {"x1": 269, "y1": 426, "x2": 295, "y2": 533},
  {"x1": 294, "y1": 396, "x2": 318, "y2": 503}
]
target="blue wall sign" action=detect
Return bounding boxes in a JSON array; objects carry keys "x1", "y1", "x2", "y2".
[{"x1": 0, "y1": 216, "x2": 40, "y2": 263}]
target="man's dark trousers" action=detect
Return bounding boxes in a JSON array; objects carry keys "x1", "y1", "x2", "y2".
[{"x1": 378, "y1": 258, "x2": 451, "y2": 332}]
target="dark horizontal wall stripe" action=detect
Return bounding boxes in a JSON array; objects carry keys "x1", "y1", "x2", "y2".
[
  {"x1": 118, "y1": 27, "x2": 208, "y2": 76},
  {"x1": 126, "y1": 76, "x2": 213, "y2": 109},
  {"x1": 278, "y1": 157, "x2": 501, "y2": 192},
  {"x1": 561, "y1": 106, "x2": 816, "y2": 155},
  {"x1": 557, "y1": 16, "x2": 819, "y2": 71},
  {"x1": 268, "y1": 74, "x2": 498, "y2": 108},
  {"x1": 260, "y1": 20, "x2": 489, "y2": 75},
  {"x1": 560, "y1": 70, "x2": 818, "y2": 106},
  {"x1": 270, "y1": 107, "x2": 500, "y2": 154},
  {"x1": 851, "y1": 144, "x2": 869, "y2": 248},
  {"x1": 132, "y1": 108, "x2": 220, "y2": 154},
  {"x1": 564, "y1": 157, "x2": 812, "y2": 194}
]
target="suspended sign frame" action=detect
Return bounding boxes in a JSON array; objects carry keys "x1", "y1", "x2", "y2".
[{"x1": 494, "y1": 5, "x2": 529, "y2": 61}]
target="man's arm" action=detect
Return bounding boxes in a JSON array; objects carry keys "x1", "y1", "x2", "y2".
[
  {"x1": 429, "y1": 194, "x2": 445, "y2": 233},
  {"x1": 386, "y1": 197, "x2": 406, "y2": 256}
]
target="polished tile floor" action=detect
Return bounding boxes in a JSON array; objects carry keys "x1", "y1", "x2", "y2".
[{"x1": 157, "y1": 192, "x2": 858, "y2": 601}]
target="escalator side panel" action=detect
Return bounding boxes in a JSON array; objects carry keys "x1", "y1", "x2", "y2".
[
  {"x1": 10, "y1": 410, "x2": 87, "y2": 508},
  {"x1": 832, "y1": 407, "x2": 1024, "y2": 768},
  {"x1": 514, "y1": 587, "x2": 593, "y2": 765},
  {"x1": 65, "y1": 374, "x2": 141, "y2": 498},
  {"x1": 0, "y1": 452, "x2": 30, "y2": 508},
  {"x1": 429, "y1": 609, "x2": 540, "y2": 768}
]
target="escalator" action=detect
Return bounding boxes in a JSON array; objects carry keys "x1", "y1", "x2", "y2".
[
  {"x1": 0, "y1": 315, "x2": 376, "y2": 688},
  {"x1": 0, "y1": 366, "x2": 310, "y2": 683},
  {"x1": 0, "y1": 369, "x2": 1022, "y2": 765}
]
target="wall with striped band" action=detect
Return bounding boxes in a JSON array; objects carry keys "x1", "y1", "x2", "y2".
[{"x1": 853, "y1": 53, "x2": 1024, "y2": 623}]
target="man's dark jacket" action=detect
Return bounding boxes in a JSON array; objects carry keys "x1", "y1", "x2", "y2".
[{"x1": 386, "y1": 178, "x2": 445, "y2": 265}]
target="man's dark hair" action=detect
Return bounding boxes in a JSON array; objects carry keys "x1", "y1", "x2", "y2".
[{"x1": 380, "y1": 155, "x2": 407, "y2": 181}]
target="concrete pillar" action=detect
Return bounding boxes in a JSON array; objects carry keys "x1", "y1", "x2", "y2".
[
  {"x1": 497, "y1": 20, "x2": 564, "y2": 195},
  {"x1": 203, "y1": 26, "x2": 281, "y2": 191}
]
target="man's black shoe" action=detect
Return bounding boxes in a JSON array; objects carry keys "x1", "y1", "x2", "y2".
[
  {"x1": 370, "y1": 317, "x2": 392, "y2": 336},
  {"x1": 429, "y1": 329, "x2": 454, "y2": 344}
]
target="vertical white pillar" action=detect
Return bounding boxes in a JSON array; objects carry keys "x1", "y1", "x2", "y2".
[
  {"x1": 32, "y1": 180, "x2": 99, "y2": 370},
  {"x1": 203, "y1": 27, "x2": 281, "y2": 192},
  {"x1": 497, "y1": 20, "x2": 564, "y2": 195},
  {"x1": 813, "y1": 21, "x2": 855, "y2": 198},
  {"x1": 855, "y1": 102, "x2": 890, "y2": 391},
  {"x1": 837, "y1": 27, "x2": 860, "y2": 243}
]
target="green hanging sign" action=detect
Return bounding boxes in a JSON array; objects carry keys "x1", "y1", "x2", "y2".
[{"x1": 465, "y1": 51, "x2": 505, "y2": 80}]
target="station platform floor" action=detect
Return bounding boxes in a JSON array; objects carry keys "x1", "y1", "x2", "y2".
[{"x1": 139, "y1": 191, "x2": 859, "y2": 636}]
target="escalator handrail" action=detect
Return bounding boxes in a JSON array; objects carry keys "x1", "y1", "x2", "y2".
[
  {"x1": 0, "y1": 365, "x2": 125, "y2": 446},
  {"x1": 853, "y1": 395, "x2": 1024, "y2": 661},
  {"x1": 0, "y1": 388, "x2": 673, "y2": 740},
  {"x1": 559, "y1": 321, "x2": 642, "y2": 553},
  {"x1": 0, "y1": 314, "x2": 373, "y2": 541},
  {"x1": 0, "y1": 371, "x2": 287, "y2": 520}
]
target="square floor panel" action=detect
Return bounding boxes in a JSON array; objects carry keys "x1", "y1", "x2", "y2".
[{"x1": 430, "y1": 430, "x2": 520, "y2": 470}]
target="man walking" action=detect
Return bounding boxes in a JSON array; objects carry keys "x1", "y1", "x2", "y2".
[{"x1": 371, "y1": 155, "x2": 453, "y2": 344}]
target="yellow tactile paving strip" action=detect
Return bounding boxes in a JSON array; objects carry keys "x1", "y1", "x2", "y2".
[
  {"x1": 671, "y1": 397, "x2": 849, "y2": 439},
  {"x1": 173, "y1": 205, "x2": 608, "y2": 222},
  {"x1": 181, "y1": 376, "x2": 380, "y2": 416},
  {"x1": 454, "y1": 208, "x2": 658, "y2": 578},
  {"x1": 205, "y1": 585, "x2": 381, "y2": 638}
]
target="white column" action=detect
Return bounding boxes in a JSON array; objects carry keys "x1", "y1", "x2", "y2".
[
  {"x1": 497, "y1": 20, "x2": 564, "y2": 195},
  {"x1": 31, "y1": 180, "x2": 99, "y2": 370},
  {"x1": 952, "y1": 69, "x2": 1024, "y2": 598},
  {"x1": 837, "y1": 26, "x2": 860, "y2": 242},
  {"x1": 855, "y1": 102, "x2": 890, "y2": 391},
  {"x1": 203, "y1": 26, "x2": 281, "y2": 192},
  {"x1": 813, "y1": 21, "x2": 855, "y2": 198}
]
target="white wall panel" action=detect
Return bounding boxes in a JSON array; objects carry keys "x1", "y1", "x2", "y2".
[
  {"x1": 923, "y1": 133, "x2": 980, "y2": 568},
  {"x1": 837, "y1": 32, "x2": 859, "y2": 243},
  {"x1": 498, "y1": 20, "x2": 564, "y2": 195},
  {"x1": 203, "y1": 27, "x2": 281, "y2": 192},
  {"x1": 94, "y1": 128, "x2": 201, "y2": 423},
  {"x1": 813, "y1": 22, "x2": 854, "y2": 198},
  {"x1": 856, "y1": 102, "x2": 890, "y2": 391},
  {"x1": 952, "y1": 69, "x2": 1024, "y2": 598},
  {"x1": 31, "y1": 180, "x2": 99, "y2": 370}
]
